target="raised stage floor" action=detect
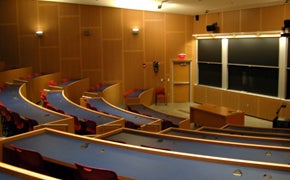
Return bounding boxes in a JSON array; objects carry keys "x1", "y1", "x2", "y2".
[{"x1": 149, "y1": 102, "x2": 273, "y2": 129}]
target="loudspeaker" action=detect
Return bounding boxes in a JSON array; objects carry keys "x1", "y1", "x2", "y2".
[
  {"x1": 206, "y1": 25, "x2": 216, "y2": 31},
  {"x1": 206, "y1": 22, "x2": 217, "y2": 32}
]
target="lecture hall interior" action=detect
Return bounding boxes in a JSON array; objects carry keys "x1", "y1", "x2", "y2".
[{"x1": 0, "y1": 0, "x2": 290, "y2": 179}]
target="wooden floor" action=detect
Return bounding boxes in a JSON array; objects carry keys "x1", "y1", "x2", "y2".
[{"x1": 149, "y1": 103, "x2": 273, "y2": 129}]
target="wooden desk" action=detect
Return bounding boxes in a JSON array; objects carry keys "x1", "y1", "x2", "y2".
[{"x1": 190, "y1": 103, "x2": 244, "y2": 128}]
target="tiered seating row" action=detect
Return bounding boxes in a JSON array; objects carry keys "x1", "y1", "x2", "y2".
[
  {"x1": 41, "y1": 90, "x2": 124, "y2": 135},
  {"x1": 81, "y1": 97, "x2": 162, "y2": 132},
  {"x1": 1, "y1": 128, "x2": 290, "y2": 180},
  {"x1": 0, "y1": 83, "x2": 74, "y2": 136}
]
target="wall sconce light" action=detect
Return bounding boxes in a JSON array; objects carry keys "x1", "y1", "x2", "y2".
[
  {"x1": 35, "y1": 30, "x2": 43, "y2": 37},
  {"x1": 132, "y1": 28, "x2": 139, "y2": 35}
]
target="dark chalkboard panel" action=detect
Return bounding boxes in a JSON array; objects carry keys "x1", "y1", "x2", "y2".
[
  {"x1": 288, "y1": 38, "x2": 290, "y2": 68},
  {"x1": 287, "y1": 69, "x2": 290, "y2": 99},
  {"x1": 198, "y1": 39, "x2": 222, "y2": 62},
  {"x1": 198, "y1": 63, "x2": 221, "y2": 87},
  {"x1": 228, "y1": 37, "x2": 279, "y2": 66},
  {"x1": 228, "y1": 65, "x2": 278, "y2": 96}
]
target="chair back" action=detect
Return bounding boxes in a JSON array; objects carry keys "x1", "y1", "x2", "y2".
[
  {"x1": 155, "y1": 87, "x2": 165, "y2": 95},
  {"x1": 74, "y1": 163, "x2": 118, "y2": 180},
  {"x1": 13, "y1": 146, "x2": 49, "y2": 175}
]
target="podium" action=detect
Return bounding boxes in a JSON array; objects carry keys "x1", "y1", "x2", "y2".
[{"x1": 190, "y1": 103, "x2": 244, "y2": 128}]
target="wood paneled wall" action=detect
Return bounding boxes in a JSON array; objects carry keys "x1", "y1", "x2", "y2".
[{"x1": 192, "y1": 4, "x2": 290, "y2": 34}]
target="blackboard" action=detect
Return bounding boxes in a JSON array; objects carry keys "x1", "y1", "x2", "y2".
[
  {"x1": 198, "y1": 39, "x2": 222, "y2": 62},
  {"x1": 287, "y1": 70, "x2": 290, "y2": 99},
  {"x1": 228, "y1": 38, "x2": 279, "y2": 66},
  {"x1": 228, "y1": 65, "x2": 278, "y2": 96},
  {"x1": 198, "y1": 63, "x2": 221, "y2": 87},
  {"x1": 288, "y1": 38, "x2": 290, "y2": 68}
]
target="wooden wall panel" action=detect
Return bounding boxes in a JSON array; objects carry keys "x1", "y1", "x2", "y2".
[
  {"x1": 144, "y1": 11, "x2": 164, "y2": 19},
  {"x1": 19, "y1": 36, "x2": 39, "y2": 70},
  {"x1": 280, "y1": 101, "x2": 290, "y2": 118},
  {"x1": 38, "y1": 3, "x2": 59, "y2": 47},
  {"x1": 193, "y1": 85, "x2": 206, "y2": 104},
  {"x1": 82, "y1": 70, "x2": 102, "y2": 84},
  {"x1": 222, "y1": 10, "x2": 240, "y2": 33},
  {"x1": 103, "y1": 40, "x2": 122, "y2": 81},
  {"x1": 241, "y1": 8, "x2": 261, "y2": 32},
  {"x1": 261, "y1": 5, "x2": 284, "y2": 31},
  {"x1": 124, "y1": 52, "x2": 144, "y2": 90},
  {"x1": 221, "y1": 90, "x2": 240, "y2": 110},
  {"x1": 40, "y1": 48, "x2": 59, "y2": 73},
  {"x1": 0, "y1": 0, "x2": 17, "y2": 24},
  {"x1": 81, "y1": 28, "x2": 102, "y2": 69},
  {"x1": 206, "y1": 87, "x2": 222, "y2": 106},
  {"x1": 59, "y1": 3, "x2": 79, "y2": 16},
  {"x1": 17, "y1": 0, "x2": 37, "y2": 35},
  {"x1": 285, "y1": 3, "x2": 290, "y2": 19},
  {"x1": 258, "y1": 96, "x2": 282, "y2": 120},
  {"x1": 123, "y1": 10, "x2": 143, "y2": 51},
  {"x1": 166, "y1": 33, "x2": 185, "y2": 62},
  {"x1": 239, "y1": 93, "x2": 258, "y2": 117},
  {"x1": 0, "y1": 25, "x2": 19, "y2": 66},
  {"x1": 59, "y1": 17, "x2": 80, "y2": 58},
  {"x1": 102, "y1": 8, "x2": 122, "y2": 39},
  {"x1": 144, "y1": 20, "x2": 164, "y2": 62},
  {"x1": 166, "y1": 14, "x2": 185, "y2": 32},
  {"x1": 185, "y1": 16, "x2": 194, "y2": 59},
  {"x1": 80, "y1": 5, "x2": 101, "y2": 27},
  {"x1": 61, "y1": 58, "x2": 81, "y2": 78},
  {"x1": 192, "y1": 14, "x2": 206, "y2": 34}
]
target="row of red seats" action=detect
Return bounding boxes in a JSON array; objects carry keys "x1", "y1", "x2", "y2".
[
  {"x1": 48, "y1": 78, "x2": 71, "y2": 86},
  {"x1": 123, "y1": 88, "x2": 139, "y2": 98},
  {"x1": 0, "y1": 102, "x2": 37, "y2": 136},
  {"x1": 18, "y1": 72, "x2": 42, "y2": 80},
  {"x1": 40, "y1": 90, "x2": 96, "y2": 135},
  {"x1": 87, "y1": 83, "x2": 103, "y2": 92},
  {"x1": 10, "y1": 144, "x2": 118, "y2": 180}
]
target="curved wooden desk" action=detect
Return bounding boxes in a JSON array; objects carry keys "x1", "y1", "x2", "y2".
[
  {"x1": 98, "y1": 128, "x2": 290, "y2": 165},
  {"x1": 1, "y1": 128, "x2": 290, "y2": 180},
  {"x1": 127, "y1": 104, "x2": 190, "y2": 129},
  {"x1": 43, "y1": 90, "x2": 124, "y2": 134},
  {"x1": 161, "y1": 127, "x2": 290, "y2": 147},
  {"x1": 81, "y1": 97, "x2": 162, "y2": 132},
  {"x1": 0, "y1": 83, "x2": 74, "y2": 135},
  {"x1": 124, "y1": 88, "x2": 154, "y2": 106},
  {"x1": 83, "y1": 83, "x2": 121, "y2": 106},
  {"x1": 197, "y1": 126, "x2": 290, "y2": 139}
]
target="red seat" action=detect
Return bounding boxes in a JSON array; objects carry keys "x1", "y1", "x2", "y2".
[
  {"x1": 74, "y1": 163, "x2": 118, "y2": 180},
  {"x1": 155, "y1": 87, "x2": 167, "y2": 105},
  {"x1": 12, "y1": 145, "x2": 50, "y2": 175}
]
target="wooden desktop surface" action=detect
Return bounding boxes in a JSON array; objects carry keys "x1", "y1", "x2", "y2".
[{"x1": 190, "y1": 103, "x2": 244, "y2": 128}]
